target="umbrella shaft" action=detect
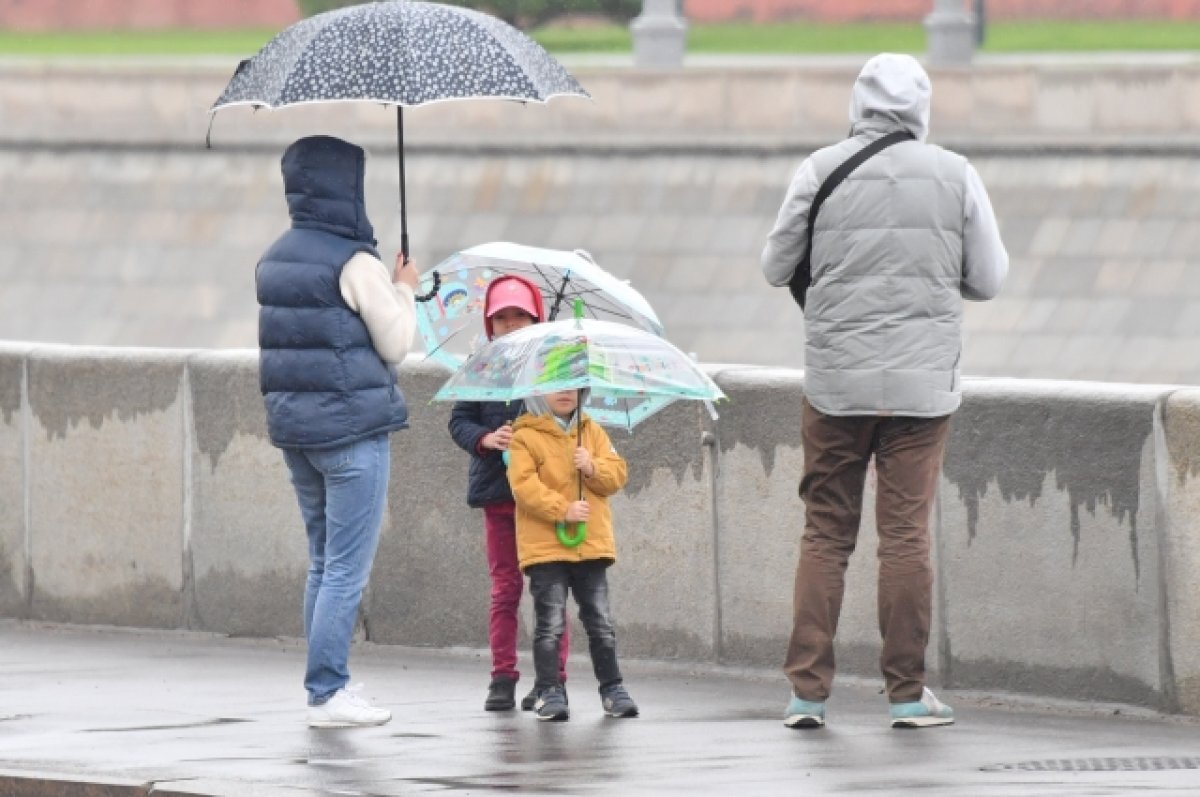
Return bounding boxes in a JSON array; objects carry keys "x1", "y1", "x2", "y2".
[{"x1": 397, "y1": 106, "x2": 409, "y2": 257}]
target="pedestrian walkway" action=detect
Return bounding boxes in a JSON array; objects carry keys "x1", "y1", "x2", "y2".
[{"x1": 0, "y1": 621, "x2": 1198, "y2": 795}]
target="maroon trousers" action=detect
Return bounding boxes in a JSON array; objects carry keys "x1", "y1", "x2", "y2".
[
  {"x1": 784, "y1": 400, "x2": 951, "y2": 704},
  {"x1": 483, "y1": 504, "x2": 568, "y2": 683}
]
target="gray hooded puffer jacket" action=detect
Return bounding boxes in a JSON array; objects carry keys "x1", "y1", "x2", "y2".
[{"x1": 761, "y1": 54, "x2": 1008, "y2": 418}]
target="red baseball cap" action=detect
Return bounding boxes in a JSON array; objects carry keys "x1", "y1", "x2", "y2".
[
  {"x1": 484, "y1": 275, "x2": 545, "y2": 338},
  {"x1": 485, "y1": 276, "x2": 543, "y2": 320}
]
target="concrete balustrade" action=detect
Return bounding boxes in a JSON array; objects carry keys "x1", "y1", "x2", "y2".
[
  {"x1": 1, "y1": 342, "x2": 1197, "y2": 715},
  {"x1": 2, "y1": 59, "x2": 1199, "y2": 150}
]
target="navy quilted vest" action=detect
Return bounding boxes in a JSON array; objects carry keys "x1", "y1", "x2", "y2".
[{"x1": 256, "y1": 136, "x2": 408, "y2": 450}]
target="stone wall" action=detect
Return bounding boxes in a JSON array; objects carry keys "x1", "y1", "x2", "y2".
[{"x1": 2, "y1": 343, "x2": 1199, "y2": 715}]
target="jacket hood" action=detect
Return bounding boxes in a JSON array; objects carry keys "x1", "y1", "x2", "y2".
[
  {"x1": 520, "y1": 388, "x2": 591, "y2": 432},
  {"x1": 281, "y1": 135, "x2": 376, "y2": 244},
  {"x1": 849, "y1": 53, "x2": 931, "y2": 142},
  {"x1": 514, "y1": 404, "x2": 593, "y2": 436}
]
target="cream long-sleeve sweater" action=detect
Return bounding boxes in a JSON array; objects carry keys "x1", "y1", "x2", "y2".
[{"x1": 338, "y1": 251, "x2": 417, "y2": 365}]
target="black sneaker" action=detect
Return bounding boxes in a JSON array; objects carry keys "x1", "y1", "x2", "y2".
[
  {"x1": 484, "y1": 678, "x2": 516, "y2": 711},
  {"x1": 600, "y1": 684, "x2": 638, "y2": 718},
  {"x1": 522, "y1": 684, "x2": 567, "y2": 711},
  {"x1": 534, "y1": 686, "x2": 569, "y2": 721}
]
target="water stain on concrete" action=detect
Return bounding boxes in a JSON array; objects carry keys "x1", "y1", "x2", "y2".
[
  {"x1": 1164, "y1": 396, "x2": 1200, "y2": 486},
  {"x1": 0, "y1": 354, "x2": 21, "y2": 426},
  {"x1": 616, "y1": 402, "x2": 706, "y2": 498},
  {"x1": 720, "y1": 630, "x2": 788, "y2": 669},
  {"x1": 31, "y1": 577, "x2": 182, "y2": 629},
  {"x1": 188, "y1": 358, "x2": 268, "y2": 472},
  {"x1": 722, "y1": 630, "x2": 884, "y2": 684},
  {"x1": 715, "y1": 375, "x2": 804, "y2": 476},
  {"x1": 0, "y1": 543, "x2": 26, "y2": 618},
  {"x1": 29, "y1": 356, "x2": 183, "y2": 441},
  {"x1": 1177, "y1": 674, "x2": 1200, "y2": 716},
  {"x1": 942, "y1": 396, "x2": 1150, "y2": 575},
  {"x1": 949, "y1": 654, "x2": 1161, "y2": 710},
  {"x1": 617, "y1": 622, "x2": 712, "y2": 663},
  {"x1": 192, "y1": 567, "x2": 305, "y2": 638}
]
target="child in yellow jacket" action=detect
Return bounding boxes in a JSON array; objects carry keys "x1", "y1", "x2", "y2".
[{"x1": 507, "y1": 388, "x2": 638, "y2": 721}]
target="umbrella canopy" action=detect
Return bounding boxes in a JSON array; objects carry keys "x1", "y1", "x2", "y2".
[
  {"x1": 210, "y1": 1, "x2": 588, "y2": 110},
  {"x1": 415, "y1": 242, "x2": 664, "y2": 371},
  {"x1": 209, "y1": 0, "x2": 589, "y2": 259},
  {"x1": 433, "y1": 317, "x2": 725, "y2": 430}
]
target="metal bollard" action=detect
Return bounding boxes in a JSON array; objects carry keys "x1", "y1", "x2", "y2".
[
  {"x1": 631, "y1": 0, "x2": 688, "y2": 69},
  {"x1": 924, "y1": 0, "x2": 977, "y2": 65}
]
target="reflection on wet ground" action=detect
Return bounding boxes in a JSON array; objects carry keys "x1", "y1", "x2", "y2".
[{"x1": 2, "y1": 624, "x2": 1199, "y2": 795}]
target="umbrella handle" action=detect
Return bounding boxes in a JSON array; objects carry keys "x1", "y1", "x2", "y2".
[
  {"x1": 556, "y1": 521, "x2": 587, "y2": 548},
  {"x1": 413, "y1": 270, "x2": 441, "y2": 303}
]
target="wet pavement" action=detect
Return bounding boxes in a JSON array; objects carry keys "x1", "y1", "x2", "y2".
[{"x1": 1, "y1": 621, "x2": 1198, "y2": 795}]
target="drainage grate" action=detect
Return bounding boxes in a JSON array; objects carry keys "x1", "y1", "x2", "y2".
[{"x1": 982, "y1": 757, "x2": 1200, "y2": 773}]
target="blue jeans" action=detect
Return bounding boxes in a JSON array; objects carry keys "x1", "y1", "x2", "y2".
[
  {"x1": 282, "y1": 434, "x2": 390, "y2": 705},
  {"x1": 527, "y1": 560, "x2": 623, "y2": 693}
]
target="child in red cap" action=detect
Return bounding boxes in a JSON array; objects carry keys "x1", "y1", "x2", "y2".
[{"x1": 448, "y1": 275, "x2": 572, "y2": 711}]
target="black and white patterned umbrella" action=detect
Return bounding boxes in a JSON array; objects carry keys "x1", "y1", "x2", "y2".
[{"x1": 209, "y1": 0, "x2": 588, "y2": 260}]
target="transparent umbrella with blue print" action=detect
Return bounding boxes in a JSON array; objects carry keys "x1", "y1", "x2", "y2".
[
  {"x1": 208, "y1": 0, "x2": 589, "y2": 268},
  {"x1": 415, "y1": 242, "x2": 667, "y2": 427},
  {"x1": 415, "y1": 242, "x2": 664, "y2": 367},
  {"x1": 433, "y1": 303, "x2": 726, "y2": 546}
]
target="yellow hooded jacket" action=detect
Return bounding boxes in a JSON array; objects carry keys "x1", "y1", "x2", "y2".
[{"x1": 507, "y1": 411, "x2": 628, "y2": 571}]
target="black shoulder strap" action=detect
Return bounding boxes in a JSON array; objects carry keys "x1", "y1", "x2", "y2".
[{"x1": 788, "y1": 130, "x2": 915, "y2": 310}]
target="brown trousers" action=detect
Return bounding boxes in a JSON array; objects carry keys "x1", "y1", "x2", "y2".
[{"x1": 784, "y1": 399, "x2": 951, "y2": 704}]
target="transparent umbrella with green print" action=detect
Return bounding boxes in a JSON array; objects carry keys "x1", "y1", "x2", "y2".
[{"x1": 433, "y1": 301, "x2": 725, "y2": 547}]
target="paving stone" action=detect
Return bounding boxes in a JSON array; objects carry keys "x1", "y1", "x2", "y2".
[
  {"x1": 1166, "y1": 224, "x2": 1200, "y2": 259},
  {"x1": 962, "y1": 332, "x2": 1022, "y2": 372},
  {"x1": 1130, "y1": 259, "x2": 1186, "y2": 297},
  {"x1": 1028, "y1": 217, "x2": 1072, "y2": 258},
  {"x1": 544, "y1": 214, "x2": 598, "y2": 252},
  {"x1": 1095, "y1": 220, "x2": 1139, "y2": 258},
  {"x1": 1050, "y1": 297, "x2": 1131, "y2": 334},
  {"x1": 1032, "y1": 257, "x2": 1104, "y2": 296},
  {"x1": 1060, "y1": 219, "x2": 1105, "y2": 258},
  {"x1": 1119, "y1": 298, "x2": 1185, "y2": 336},
  {"x1": 1049, "y1": 334, "x2": 1123, "y2": 377},
  {"x1": 1012, "y1": 333, "x2": 1069, "y2": 370},
  {"x1": 1132, "y1": 219, "x2": 1179, "y2": 259}
]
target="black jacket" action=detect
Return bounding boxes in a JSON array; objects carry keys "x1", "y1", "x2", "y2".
[{"x1": 448, "y1": 399, "x2": 526, "y2": 508}]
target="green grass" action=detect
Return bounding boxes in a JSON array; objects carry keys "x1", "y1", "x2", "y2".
[
  {"x1": 532, "y1": 20, "x2": 1200, "y2": 54},
  {"x1": 0, "y1": 21, "x2": 1198, "y2": 57},
  {"x1": 0, "y1": 29, "x2": 277, "y2": 56},
  {"x1": 983, "y1": 20, "x2": 1200, "y2": 51}
]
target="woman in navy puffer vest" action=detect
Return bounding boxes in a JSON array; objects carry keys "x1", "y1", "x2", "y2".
[{"x1": 257, "y1": 135, "x2": 419, "y2": 728}]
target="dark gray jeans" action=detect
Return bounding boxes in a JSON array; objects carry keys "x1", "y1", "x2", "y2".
[{"x1": 527, "y1": 560, "x2": 622, "y2": 693}]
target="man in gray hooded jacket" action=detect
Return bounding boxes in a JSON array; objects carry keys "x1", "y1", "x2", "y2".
[{"x1": 761, "y1": 53, "x2": 1007, "y2": 729}]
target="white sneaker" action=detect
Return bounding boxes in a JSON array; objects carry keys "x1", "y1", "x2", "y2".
[{"x1": 307, "y1": 684, "x2": 391, "y2": 728}]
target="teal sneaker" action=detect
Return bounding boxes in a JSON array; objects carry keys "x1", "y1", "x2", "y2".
[
  {"x1": 890, "y1": 687, "x2": 954, "y2": 728},
  {"x1": 784, "y1": 695, "x2": 826, "y2": 729}
]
